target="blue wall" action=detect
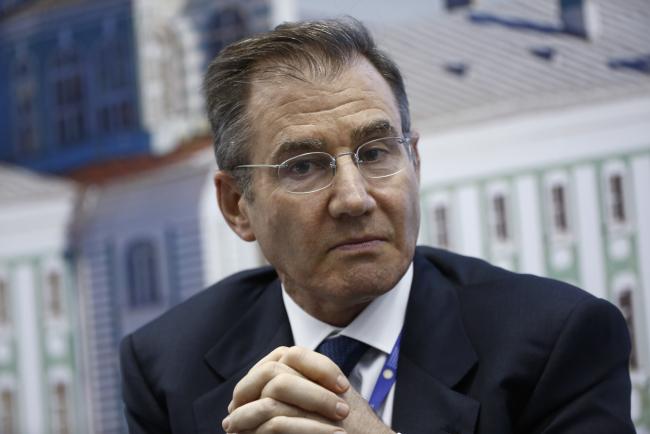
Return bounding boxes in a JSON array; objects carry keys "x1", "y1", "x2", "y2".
[{"x1": 0, "y1": 0, "x2": 149, "y2": 173}]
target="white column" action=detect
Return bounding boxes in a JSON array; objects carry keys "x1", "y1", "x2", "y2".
[
  {"x1": 15, "y1": 264, "x2": 44, "y2": 433},
  {"x1": 632, "y1": 154, "x2": 650, "y2": 375},
  {"x1": 455, "y1": 185, "x2": 483, "y2": 258},
  {"x1": 515, "y1": 175, "x2": 545, "y2": 275},
  {"x1": 573, "y1": 165, "x2": 607, "y2": 299}
]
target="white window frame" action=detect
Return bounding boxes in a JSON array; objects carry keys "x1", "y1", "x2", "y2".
[
  {"x1": 48, "y1": 370, "x2": 73, "y2": 434},
  {"x1": 427, "y1": 193, "x2": 453, "y2": 249},
  {"x1": 486, "y1": 181, "x2": 515, "y2": 255},
  {"x1": 602, "y1": 161, "x2": 633, "y2": 235},
  {"x1": 0, "y1": 271, "x2": 11, "y2": 333},
  {"x1": 42, "y1": 263, "x2": 67, "y2": 327},
  {"x1": 544, "y1": 171, "x2": 574, "y2": 245}
]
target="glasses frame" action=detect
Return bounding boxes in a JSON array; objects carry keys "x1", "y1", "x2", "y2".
[{"x1": 233, "y1": 136, "x2": 414, "y2": 194}]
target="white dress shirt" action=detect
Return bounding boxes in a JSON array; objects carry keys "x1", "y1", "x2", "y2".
[{"x1": 281, "y1": 263, "x2": 413, "y2": 426}]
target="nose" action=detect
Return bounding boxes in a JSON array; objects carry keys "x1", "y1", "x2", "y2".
[{"x1": 328, "y1": 153, "x2": 377, "y2": 218}]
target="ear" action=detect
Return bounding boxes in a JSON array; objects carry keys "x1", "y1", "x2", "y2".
[
  {"x1": 408, "y1": 131, "x2": 421, "y2": 182},
  {"x1": 214, "y1": 171, "x2": 256, "y2": 242}
]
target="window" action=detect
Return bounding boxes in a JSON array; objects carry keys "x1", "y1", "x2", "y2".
[
  {"x1": 50, "y1": 48, "x2": 87, "y2": 147},
  {"x1": 0, "y1": 389, "x2": 15, "y2": 434},
  {"x1": 156, "y1": 27, "x2": 188, "y2": 117},
  {"x1": 492, "y1": 194, "x2": 510, "y2": 242},
  {"x1": 96, "y1": 38, "x2": 136, "y2": 134},
  {"x1": 609, "y1": 173, "x2": 627, "y2": 224},
  {"x1": 618, "y1": 288, "x2": 638, "y2": 370},
  {"x1": 551, "y1": 184, "x2": 569, "y2": 234},
  {"x1": 12, "y1": 56, "x2": 39, "y2": 156},
  {"x1": 126, "y1": 240, "x2": 160, "y2": 308},
  {"x1": 51, "y1": 383, "x2": 70, "y2": 434},
  {"x1": 205, "y1": 7, "x2": 247, "y2": 59},
  {"x1": 433, "y1": 204, "x2": 450, "y2": 248},
  {"x1": 46, "y1": 271, "x2": 64, "y2": 319},
  {"x1": 0, "y1": 279, "x2": 9, "y2": 326}
]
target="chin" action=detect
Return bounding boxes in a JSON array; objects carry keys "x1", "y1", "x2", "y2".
[{"x1": 336, "y1": 262, "x2": 405, "y2": 298}]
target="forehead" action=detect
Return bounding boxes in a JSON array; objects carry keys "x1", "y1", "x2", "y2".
[{"x1": 246, "y1": 57, "x2": 401, "y2": 159}]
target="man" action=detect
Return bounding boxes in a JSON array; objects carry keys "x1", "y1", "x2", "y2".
[{"x1": 120, "y1": 19, "x2": 635, "y2": 434}]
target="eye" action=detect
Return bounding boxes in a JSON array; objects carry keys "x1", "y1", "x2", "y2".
[
  {"x1": 358, "y1": 143, "x2": 391, "y2": 163},
  {"x1": 282, "y1": 154, "x2": 331, "y2": 179}
]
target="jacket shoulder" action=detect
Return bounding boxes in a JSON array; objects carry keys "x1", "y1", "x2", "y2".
[{"x1": 415, "y1": 245, "x2": 593, "y2": 306}]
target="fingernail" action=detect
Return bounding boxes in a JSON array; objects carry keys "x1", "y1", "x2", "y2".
[
  {"x1": 335, "y1": 401, "x2": 350, "y2": 418},
  {"x1": 333, "y1": 430, "x2": 346, "y2": 434},
  {"x1": 336, "y1": 374, "x2": 350, "y2": 391},
  {"x1": 222, "y1": 416, "x2": 231, "y2": 431},
  {"x1": 227, "y1": 400, "x2": 234, "y2": 413}
]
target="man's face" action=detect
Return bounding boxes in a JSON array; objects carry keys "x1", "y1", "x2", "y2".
[{"x1": 236, "y1": 58, "x2": 420, "y2": 323}]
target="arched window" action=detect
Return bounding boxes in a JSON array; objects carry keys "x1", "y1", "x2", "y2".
[
  {"x1": 0, "y1": 389, "x2": 15, "y2": 434},
  {"x1": 12, "y1": 55, "x2": 39, "y2": 156},
  {"x1": 51, "y1": 382, "x2": 70, "y2": 434},
  {"x1": 96, "y1": 38, "x2": 136, "y2": 133},
  {"x1": 50, "y1": 47, "x2": 87, "y2": 147},
  {"x1": 205, "y1": 6, "x2": 247, "y2": 59},
  {"x1": 126, "y1": 239, "x2": 160, "y2": 308}
]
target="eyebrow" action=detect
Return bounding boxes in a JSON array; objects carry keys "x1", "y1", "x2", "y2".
[
  {"x1": 350, "y1": 119, "x2": 398, "y2": 144},
  {"x1": 268, "y1": 119, "x2": 399, "y2": 162},
  {"x1": 271, "y1": 138, "x2": 326, "y2": 162}
]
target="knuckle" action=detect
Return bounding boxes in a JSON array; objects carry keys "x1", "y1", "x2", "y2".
[
  {"x1": 260, "y1": 397, "x2": 279, "y2": 417},
  {"x1": 262, "y1": 374, "x2": 289, "y2": 398},
  {"x1": 284, "y1": 346, "x2": 307, "y2": 364},
  {"x1": 266, "y1": 415, "x2": 288, "y2": 433}
]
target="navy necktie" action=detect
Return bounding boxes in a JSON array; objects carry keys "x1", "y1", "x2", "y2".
[{"x1": 316, "y1": 335, "x2": 369, "y2": 377}]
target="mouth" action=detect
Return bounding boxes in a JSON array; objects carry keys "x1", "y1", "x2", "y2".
[{"x1": 330, "y1": 237, "x2": 386, "y2": 252}]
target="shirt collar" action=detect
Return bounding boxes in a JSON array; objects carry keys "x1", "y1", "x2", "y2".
[{"x1": 282, "y1": 262, "x2": 413, "y2": 355}]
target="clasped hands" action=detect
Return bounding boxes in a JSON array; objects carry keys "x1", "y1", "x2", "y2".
[{"x1": 222, "y1": 346, "x2": 396, "y2": 434}]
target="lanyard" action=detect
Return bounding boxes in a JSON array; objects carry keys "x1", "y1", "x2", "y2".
[{"x1": 368, "y1": 331, "x2": 402, "y2": 412}]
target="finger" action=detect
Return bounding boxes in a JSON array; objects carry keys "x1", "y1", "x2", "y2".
[
  {"x1": 250, "y1": 346, "x2": 290, "y2": 370},
  {"x1": 261, "y1": 372, "x2": 350, "y2": 420},
  {"x1": 241, "y1": 415, "x2": 345, "y2": 434},
  {"x1": 224, "y1": 397, "x2": 337, "y2": 432},
  {"x1": 231, "y1": 361, "x2": 304, "y2": 411},
  {"x1": 279, "y1": 346, "x2": 350, "y2": 393}
]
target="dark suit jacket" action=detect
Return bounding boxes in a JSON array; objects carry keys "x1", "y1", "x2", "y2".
[{"x1": 120, "y1": 246, "x2": 635, "y2": 433}]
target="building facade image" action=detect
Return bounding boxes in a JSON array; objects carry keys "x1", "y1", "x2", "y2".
[
  {"x1": 0, "y1": 0, "x2": 269, "y2": 174},
  {"x1": 0, "y1": 165, "x2": 86, "y2": 434},
  {"x1": 0, "y1": 0, "x2": 649, "y2": 432}
]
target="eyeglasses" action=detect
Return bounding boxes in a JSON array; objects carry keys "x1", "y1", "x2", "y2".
[{"x1": 234, "y1": 136, "x2": 414, "y2": 194}]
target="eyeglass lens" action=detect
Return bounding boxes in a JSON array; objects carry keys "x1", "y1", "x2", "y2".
[{"x1": 278, "y1": 137, "x2": 409, "y2": 193}]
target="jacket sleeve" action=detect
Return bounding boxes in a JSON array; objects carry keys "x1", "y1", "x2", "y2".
[
  {"x1": 120, "y1": 333, "x2": 172, "y2": 434},
  {"x1": 519, "y1": 297, "x2": 636, "y2": 433}
]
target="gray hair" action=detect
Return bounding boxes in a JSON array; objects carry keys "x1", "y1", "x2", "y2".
[{"x1": 203, "y1": 17, "x2": 411, "y2": 197}]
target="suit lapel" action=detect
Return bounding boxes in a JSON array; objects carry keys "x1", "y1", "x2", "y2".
[
  {"x1": 393, "y1": 252, "x2": 480, "y2": 434},
  {"x1": 193, "y1": 279, "x2": 294, "y2": 433}
]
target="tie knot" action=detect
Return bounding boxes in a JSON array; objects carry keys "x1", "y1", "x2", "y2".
[{"x1": 316, "y1": 335, "x2": 369, "y2": 377}]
